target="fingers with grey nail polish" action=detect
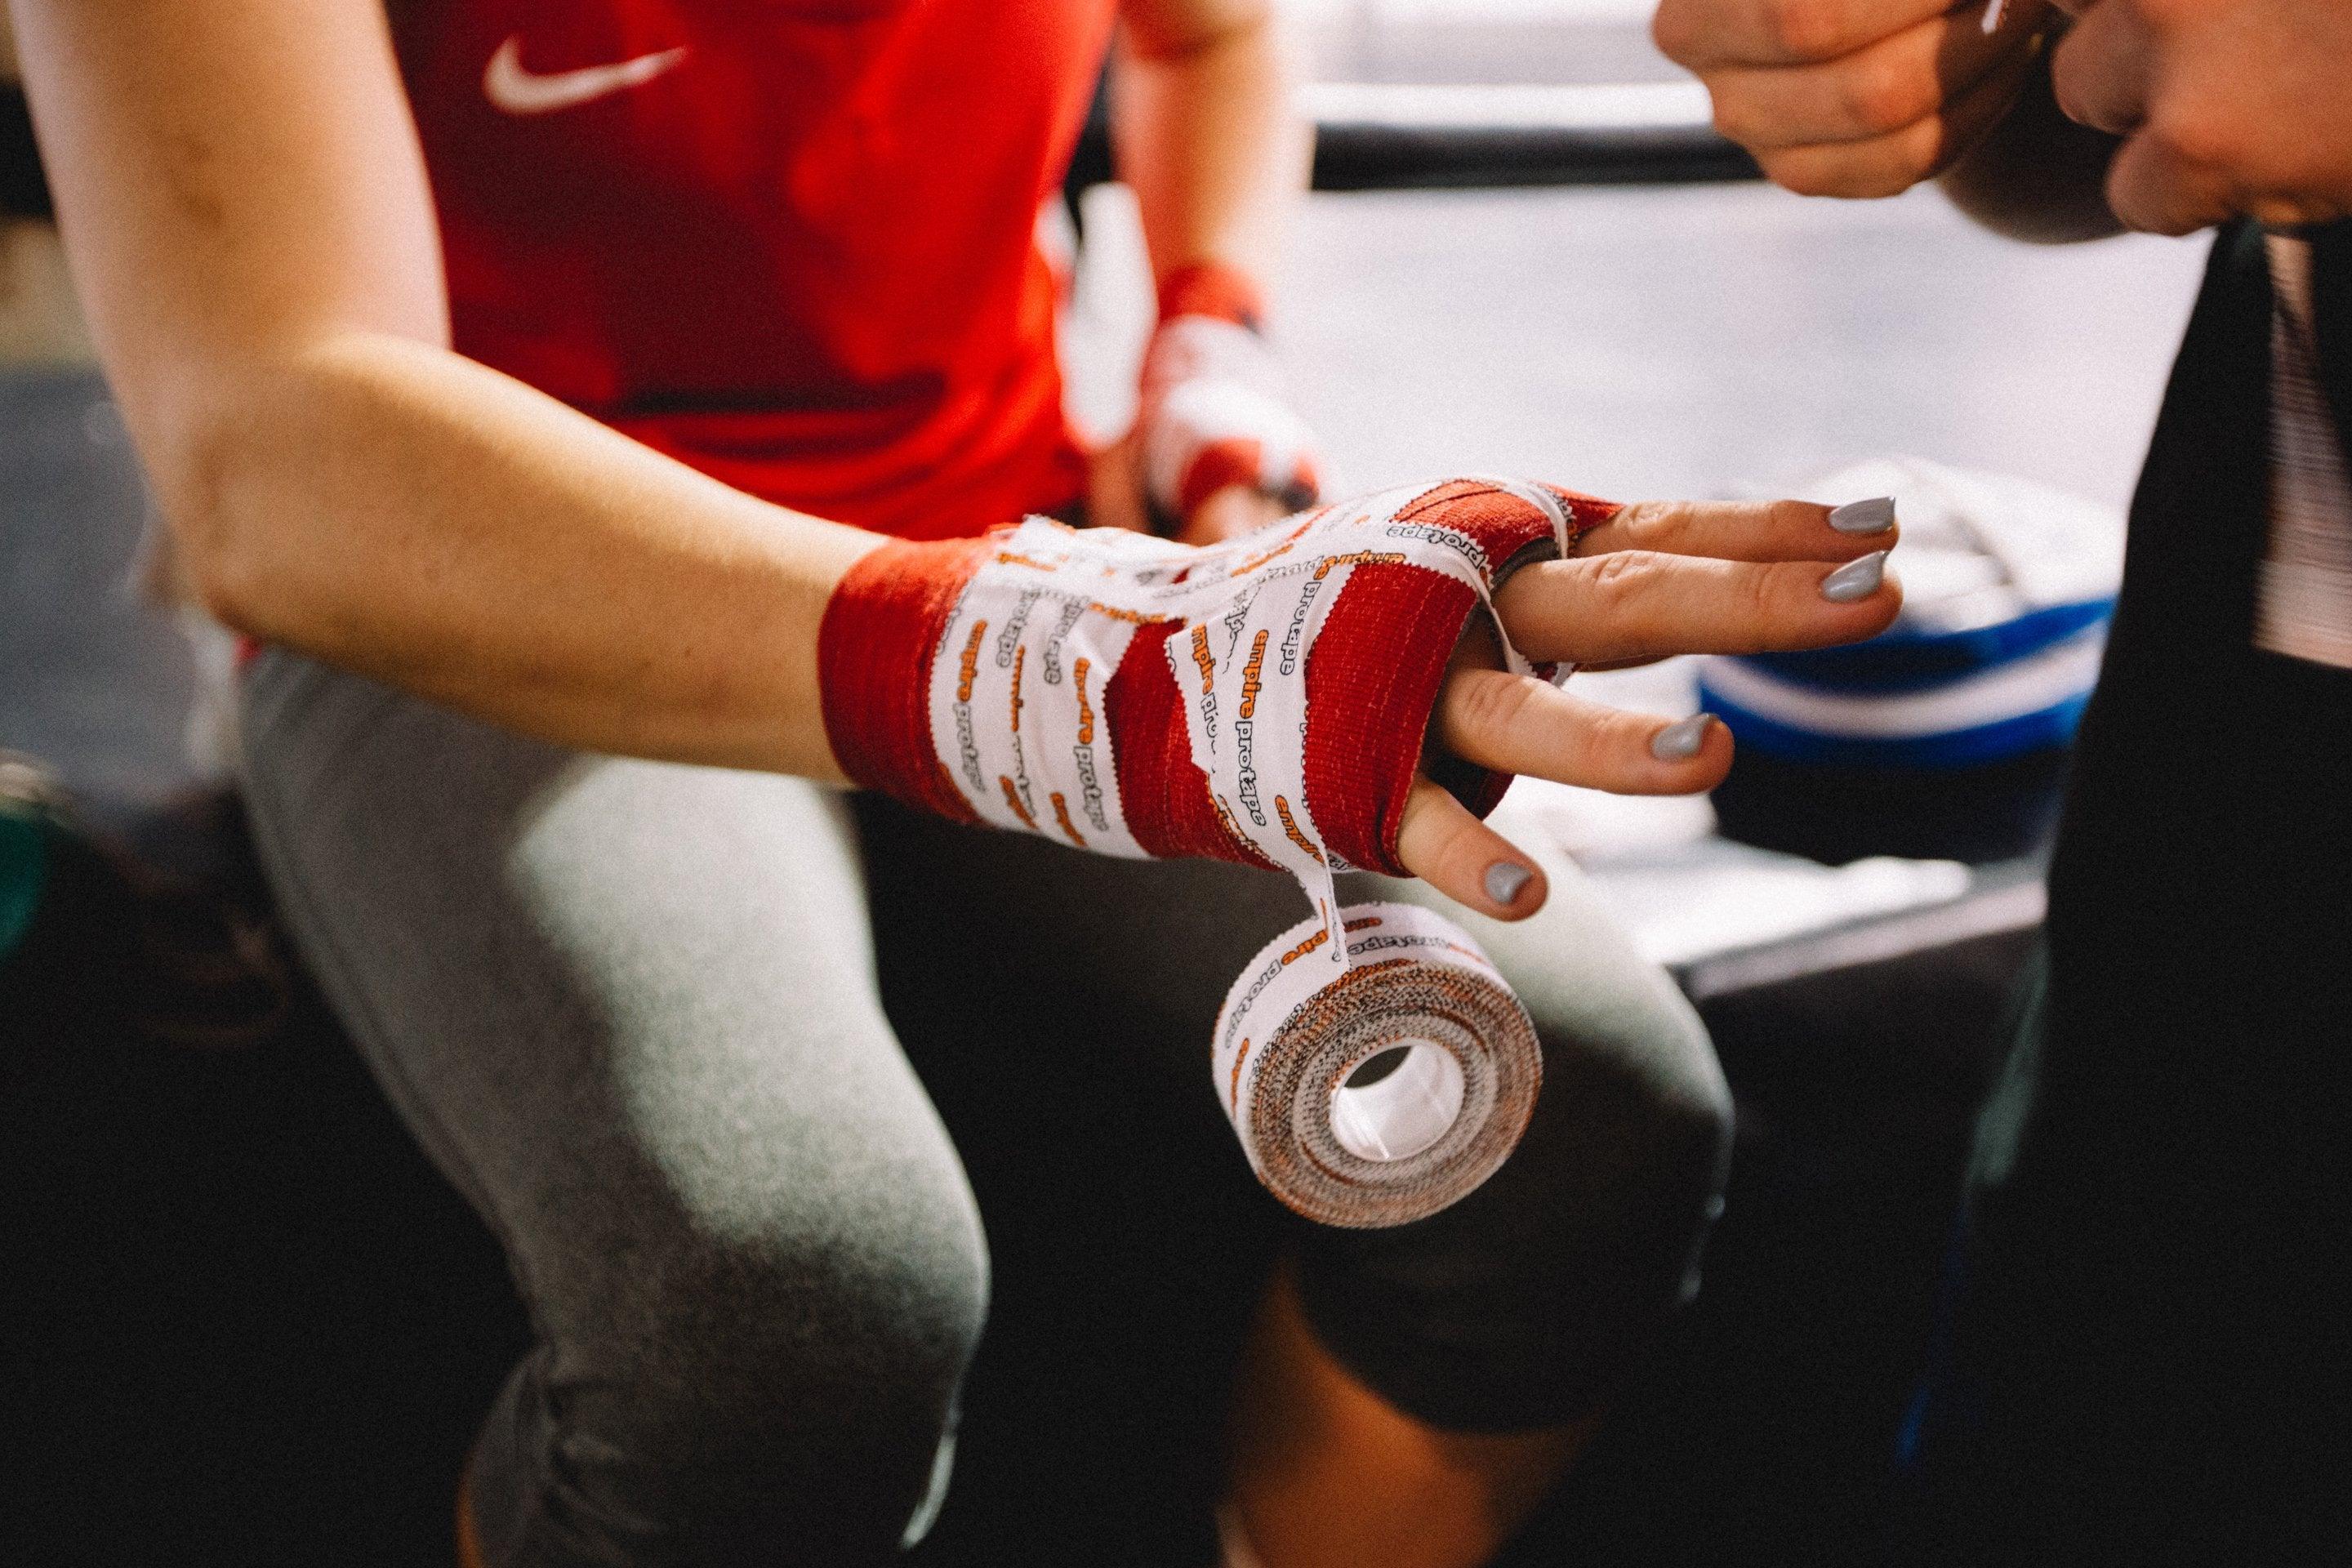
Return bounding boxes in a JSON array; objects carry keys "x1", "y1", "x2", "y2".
[
  {"x1": 1821, "y1": 550, "x2": 1890, "y2": 602},
  {"x1": 1494, "y1": 550, "x2": 1903, "y2": 665},
  {"x1": 1394, "y1": 777, "x2": 1551, "y2": 919},
  {"x1": 1650, "y1": 712, "x2": 1714, "y2": 760},
  {"x1": 1437, "y1": 673, "x2": 1733, "y2": 794},
  {"x1": 1484, "y1": 862, "x2": 1534, "y2": 907},
  {"x1": 1829, "y1": 497, "x2": 1896, "y2": 534},
  {"x1": 1572, "y1": 497, "x2": 1895, "y2": 564}
]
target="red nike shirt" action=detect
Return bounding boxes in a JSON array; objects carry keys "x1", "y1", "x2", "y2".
[{"x1": 389, "y1": 0, "x2": 1117, "y2": 539}]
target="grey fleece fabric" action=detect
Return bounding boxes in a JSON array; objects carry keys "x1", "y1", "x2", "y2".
[{"x1": 238, "y1": 648, "x2": 1731, "y2": 1568}]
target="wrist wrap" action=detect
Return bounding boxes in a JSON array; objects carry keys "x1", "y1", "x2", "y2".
[
  {"x1": 820, "y1": 479, "x2": 1616, "y2": 892},
  {"x1": 1139, "y1": 262, "x2": 1324, "y2": 520}
]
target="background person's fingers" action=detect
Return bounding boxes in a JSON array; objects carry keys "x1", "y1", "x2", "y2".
[
  {"x1": 1654, "y1": 0, "x2": 1951, "y2": 72},
  {"x1": 1494, "y1": 549, "x2": 1902, "y2": 665},
  {"x1": 1706, "y1": 7, "x2": 2022, "y2": 151},
  {"x1": 1436, "y1": 670, "x2": 1735, "y2": 795},
  {"x1": 1572, "y1": 496, "x2": 1895, "y2": 564},
  {"x1": 2047, "y1": 0, "x2": 2154, "y2": 136},
  {"x1": 1394, "y1": 777, "x2": 1549, "y2": 921},
  {"x1": 1754, "y1": 41, "x2": 2041, "y2": 196},
  {"x1": 2104, "y1": 128, "x2": 2240, "y2": 236}
]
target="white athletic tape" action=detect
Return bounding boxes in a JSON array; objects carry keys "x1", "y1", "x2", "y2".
[{"x1": 926, "y1": 480, "x2": 1567, "y2": 1225}]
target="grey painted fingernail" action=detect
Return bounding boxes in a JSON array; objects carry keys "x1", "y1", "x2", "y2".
[
  {"x1": 1821, "y1": 550, "x2": 1889, "y2": 603},
  {"x1": 1650, "y1": 713, "x2": 1714, "y2": 760},
  {"x1": 1483, "y1": 862, "x2": 1534, "y2": 907},
  {"x1": 1829, "y1": 497, "x2": 1896, "y2": 534}
]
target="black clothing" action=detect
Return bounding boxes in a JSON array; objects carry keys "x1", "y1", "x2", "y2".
[{"x1": 1906, "y1": 222, "x2": 2352, "y2": 1561}]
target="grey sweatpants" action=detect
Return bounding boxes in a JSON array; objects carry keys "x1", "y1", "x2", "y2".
[{"x1": 238, "y1": 649, "x2": 1731, "y2": 1568}]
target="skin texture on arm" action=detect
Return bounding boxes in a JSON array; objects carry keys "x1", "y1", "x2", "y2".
[
  {"x1": 1116, "y1": 0, "x2": 1307, "y2": 294},
  {"x1": 10, "y1": 0, "x2": 879, "y2": 780}
]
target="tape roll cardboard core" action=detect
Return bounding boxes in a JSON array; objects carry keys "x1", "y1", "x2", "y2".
[
  {"x1": 1214, "y1": 901, "x2": 1543, "y2": 1228},
  {"x1": 1330, "y1": 1040, "x2": 1464, "y2": 1163}
]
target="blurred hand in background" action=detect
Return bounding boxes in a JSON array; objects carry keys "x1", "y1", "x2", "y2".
[
  {"x1": 2047, "y1": 0, "x2": 2352, "y2": 234},
  {"x1": 1652, "y1": 0, "x2": 2060, "y2": 198}
]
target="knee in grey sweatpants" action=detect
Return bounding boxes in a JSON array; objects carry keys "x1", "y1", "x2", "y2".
[
  {"x1": 1294, "y1": 855, "x2": 1733, "y2": 1431},
  {"x1": 238, "y1": 653, "x2": 988, "y2": 1566},
  {"x1": 1290, "y1": 915, "x2": 1733, "y2": 1430},
  {"x1": 466, "y1": 1152, "x2": 989, "y2": 1566}
]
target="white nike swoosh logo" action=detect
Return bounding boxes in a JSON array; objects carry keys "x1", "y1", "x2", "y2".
[{"x1": 483, "y1": 36, "x2": 687, "y2": 117}]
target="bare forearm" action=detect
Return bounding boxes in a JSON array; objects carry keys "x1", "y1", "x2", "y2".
[
  {"x1": 1113, "y1": 0, "x2": 1308, "y2": 282},
  {"x1": 15, "y1": 0, "x2": 875, "y2": 781},
  {"x1": 1940, "y1": 50, "x2": 2123, "y2": 244},
  {"x1": 186, "y1": 332, "x2": 877, "y2": 779}
]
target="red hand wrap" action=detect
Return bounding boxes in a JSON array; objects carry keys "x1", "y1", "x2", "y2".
[
  {"x1": 817, "y1": 481, "x2": 1619, "y2": 875},
  {"x1": 818, "y1": 537, "x2": 990, "y2": 825},
  {"x1": 1156, "y1": 261, "x2": 1266, "y2": 334}
]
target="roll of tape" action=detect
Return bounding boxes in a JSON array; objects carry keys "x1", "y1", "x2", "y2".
[{"x1": 1214, "y1": 901, "x2": 1542, "y2": 1229}]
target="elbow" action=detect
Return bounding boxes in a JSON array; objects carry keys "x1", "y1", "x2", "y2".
[
  {"x1": 141, "y1": 386, "x2": 287, "y2": 639},
  {"x1": 178, "y1": 515, "x2": 273, "y2": 640}
]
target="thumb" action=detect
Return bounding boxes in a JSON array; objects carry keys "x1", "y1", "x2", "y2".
[{"x1": 1394, "y1": 777, "x2": 1549, "y2": 921}]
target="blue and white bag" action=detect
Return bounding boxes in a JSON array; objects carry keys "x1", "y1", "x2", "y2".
[{"x1": 1697, "y1": 457, "x2": 2126, "y2": 769}]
